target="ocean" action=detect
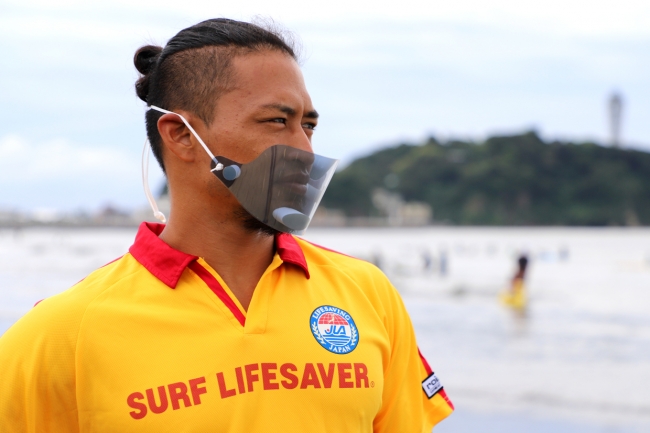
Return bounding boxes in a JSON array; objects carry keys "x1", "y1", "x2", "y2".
[{"x1": 1, "y1": 226, "x2": 649, "y2": 432}]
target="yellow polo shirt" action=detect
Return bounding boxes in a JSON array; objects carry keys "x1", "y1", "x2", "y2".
[{"x1": 0, "y1": 222, "x2": 453, "y2": 432}]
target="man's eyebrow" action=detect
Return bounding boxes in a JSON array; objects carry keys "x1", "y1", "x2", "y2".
[{"x1": 261, "y1": 104, "x2": 319, "y2": 119}]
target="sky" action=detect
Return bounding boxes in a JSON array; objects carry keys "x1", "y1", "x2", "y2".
[{"x1": 1, "y1": 0, "x2": 649, "y2": 212}]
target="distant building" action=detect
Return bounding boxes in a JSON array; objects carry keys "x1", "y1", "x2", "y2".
[
  {"x1": 371, "y1": 189, "x2": 432, "y2": 226},
  {"x1": 310, "y1": 207, "x2": 347, "y2": 227}
]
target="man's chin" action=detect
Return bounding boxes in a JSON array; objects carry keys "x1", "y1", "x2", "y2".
[{"x1": 233, "y1": 206, "x2": 279, "y2": 237}]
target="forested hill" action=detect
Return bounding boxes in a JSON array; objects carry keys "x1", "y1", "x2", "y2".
[{"x1": 320, "y1": 132, "x2": 650, "y2": 226}]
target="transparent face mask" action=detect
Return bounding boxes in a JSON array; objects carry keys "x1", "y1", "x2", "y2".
[{"x1": 142, "y1": 106, "x2": 339, "y2": 235}]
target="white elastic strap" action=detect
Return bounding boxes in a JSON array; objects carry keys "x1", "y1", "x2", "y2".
[
  {"x1": 142, "y1": 137, "x2": 167, "y2": 223},
  {"x1": 149, "y1": 105, "x2": 218, "y2": 162}
]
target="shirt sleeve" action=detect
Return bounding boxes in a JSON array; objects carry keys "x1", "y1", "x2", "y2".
[
  {"x1": 0, "y1": 299, "x2": 80, "y2": 433},
  {"x1": 372, "y1": 276, "x2": 454, "y2": 432}
]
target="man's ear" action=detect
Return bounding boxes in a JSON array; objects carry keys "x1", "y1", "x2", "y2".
[{"x1": 157, "y1": 112, "x2": 199, "y2": 163}]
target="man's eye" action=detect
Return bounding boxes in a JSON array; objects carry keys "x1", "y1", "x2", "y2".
[
  {"x1": 302, "y1": 122, "x2": 317, "y2": 130},
  {"x1": 270, "y1": 118, "x2": 286, "y2": 124}
]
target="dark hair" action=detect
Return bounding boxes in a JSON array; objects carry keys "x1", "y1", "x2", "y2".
[{"x1": 134, "y1": 18, "x2": 298, "y2": 172}]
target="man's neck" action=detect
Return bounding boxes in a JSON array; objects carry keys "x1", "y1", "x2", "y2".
[{"x1": 158, "y1": 208, "x2": 275, "y2": 312}]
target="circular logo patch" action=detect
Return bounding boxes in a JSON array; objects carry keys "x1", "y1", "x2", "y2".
[{"x1": 310, "y1": 306, "x2": 359, "y2": 354}]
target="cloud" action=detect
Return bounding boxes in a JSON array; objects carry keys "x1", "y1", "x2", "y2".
[
  {"x1": 0, "y1": 134, "x2": 137, "y2": 181},
  {"x1": 0, "y1": 134, "x2": 159, "y2": 210},
  {"x1": 1, "y1": 0, "x2": 649, "y2": 212},
  {"x1": 4, "y1": 0, "x2": 650, "y2": 39}
]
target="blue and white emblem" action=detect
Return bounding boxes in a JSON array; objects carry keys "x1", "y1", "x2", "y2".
[{"x1": 310, "y1": 305, "x2": 359, "y2": 354}]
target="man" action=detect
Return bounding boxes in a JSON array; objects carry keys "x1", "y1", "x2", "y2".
[{"x1": 0, "y1": 19, "x2": 453, "y2": 432}]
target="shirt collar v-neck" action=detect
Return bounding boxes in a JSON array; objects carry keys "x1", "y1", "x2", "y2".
[{"x1": 129, "y1": 222, "x2": 310, "y2": 288}]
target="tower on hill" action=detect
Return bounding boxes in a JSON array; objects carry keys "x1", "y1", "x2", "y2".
[{"x1": 609, "y1": 92, "x2": 623, "y2": 147}]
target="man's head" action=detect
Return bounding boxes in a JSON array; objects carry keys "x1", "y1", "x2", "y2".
[
  {"x1": 133, "y1": 19, "x2": 320, "y2": 235},
  {"x1": 134, "y1": 18, "x2": 304, "y2": 172}
]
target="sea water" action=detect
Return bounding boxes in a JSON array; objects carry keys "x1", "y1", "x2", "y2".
[{"x1": 1, "y1": 226, "x2": 649, "y2": 432}]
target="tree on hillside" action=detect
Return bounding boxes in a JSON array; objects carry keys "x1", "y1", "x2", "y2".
[{"x1": 321, "y1": 132, "x2": 650, "y2": 226}]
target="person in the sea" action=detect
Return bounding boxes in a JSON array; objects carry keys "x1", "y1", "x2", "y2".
[
  {"x1": 501, "y1": 253, "x2": 529, "y2": 309},
  {"x1": 0, "y1": 18, "x2": 453, "y2": 432},
  {"x1": 512, "y1": 254, "x2": 529, "y2": 291}
]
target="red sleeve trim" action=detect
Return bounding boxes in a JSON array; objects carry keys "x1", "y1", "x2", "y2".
[
  {"x1": 189, "y1": 261, "x2": 246, "y2": 327},
  {"x1": 439, "y1": 388, "x2": 454, "y2": 410},
  {"x1": 418, "y1": 347, "x2": 454, "y2": 409},
  {"x1": 418, "y1": 347, "x2": 433, "y2": 375}
]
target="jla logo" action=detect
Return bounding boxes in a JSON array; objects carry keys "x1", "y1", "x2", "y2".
[{"x1": 310, "y1": 306, "x2": 359, "y2": 354}]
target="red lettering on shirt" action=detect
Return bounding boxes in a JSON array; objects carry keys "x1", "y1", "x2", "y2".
[
  {"x1": 261, "y1": 363, "x2": 279, "y2": 390},
  {"x1": 189, "y1": 377, "x2": 208, "y2": 404},
  {"x1": 235, "y1": 367, "x2": 246, "y2": 394},
  {"x1": 245, "y1": 364, "x2": 260, "y2": 392},
  {"x1": 317, "y1": 363, "x2": 335, "y2": 388},
  {"x1": 300, "y1": 363, "x2": 322, "y2": 389},
  {"x1": 146, "y1": 386, "x2": 169, "y2": 414},
  {"x1": 217, "y1": 372, "x2": 236, "y2": 399},
  {"x1": 338, "y1": 363, "x2": 354, "y2": 388},
  {"x1": 128, "y1": 377, "x2": 210, "y2": 419},
  {"x1": 354, "y1": 363, "x2": 369, "y2": 388},
  {"x1": 126, "y1": 362, "x2": 373, "y2": 418},
  {"x1": 127, "y1": 392, "x2": 147, "y2": 420},
  {"x1": 168, "y1": 382, "x2": 191, "y2": 410},
  {"x1": 280, "y1": 363, "x2": 299, "y2": 389}
]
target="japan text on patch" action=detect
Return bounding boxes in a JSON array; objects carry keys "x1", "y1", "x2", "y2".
[{"x1": 421, "y1": 372, "x2": 443, "y2": 399}]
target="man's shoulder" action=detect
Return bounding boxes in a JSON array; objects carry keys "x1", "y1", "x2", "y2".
[
  {"x1": 295, "y1": 238, "x2": 409, "y2": 326},
  {"x1": 296, "y1": 238, "x2": 378, "y2": 271},
  {"x1": 1, "y1": 254, "x2": 143, "y2": 345},
  {"x1": 295, "y1": 237, "x2": 392, "y2": 289},
  {"x1": 39, "y1": 253, "x2": 141, "y2": 309}
]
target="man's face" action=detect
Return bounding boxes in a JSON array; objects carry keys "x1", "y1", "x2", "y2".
[
  {"x1": 186, "y1": 49, "x2": 320, "y2": 231},
  {"x1": 202, "y1": 50, "x2": 318, "y2": 166}
]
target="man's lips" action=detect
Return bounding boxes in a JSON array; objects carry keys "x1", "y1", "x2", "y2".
[
  {"x1": 277, "y1": 171, "x2": 310, "y2": 185},
  {"x1": 275, "y1": 171, "x2": 310, "y2": 196}
]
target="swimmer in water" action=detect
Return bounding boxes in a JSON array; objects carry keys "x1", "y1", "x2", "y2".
[{"x1": 500, "y1": 254, "x2": 529, "y2": 309}]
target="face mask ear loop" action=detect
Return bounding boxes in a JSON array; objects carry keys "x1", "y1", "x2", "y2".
[
  {"x1": 142, "y1": 137, "x2": 167, "y2": 223},
  {"x1": 148, "y1": 105, "x2": 220, "y2": 166}
]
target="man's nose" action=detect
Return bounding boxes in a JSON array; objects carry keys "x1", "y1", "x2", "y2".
[
  {"x1": 286, "y1": 126, "x2": 313, "y2": 153},
  {"x1": 283, "y1": 145, "x2": 315, "y2": 168}
]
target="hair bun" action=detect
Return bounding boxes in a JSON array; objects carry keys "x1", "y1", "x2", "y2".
[
  {"x1": 134, "y1": 45, "x2": 162, "y2": 74},
  {"x1": 134, "y1": 45, "x2": 162, "y2": 102}
]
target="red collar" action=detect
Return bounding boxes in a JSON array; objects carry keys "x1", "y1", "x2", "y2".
[{"x1": 129, "y1": 222, "x2": 310, "y2": 288}]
